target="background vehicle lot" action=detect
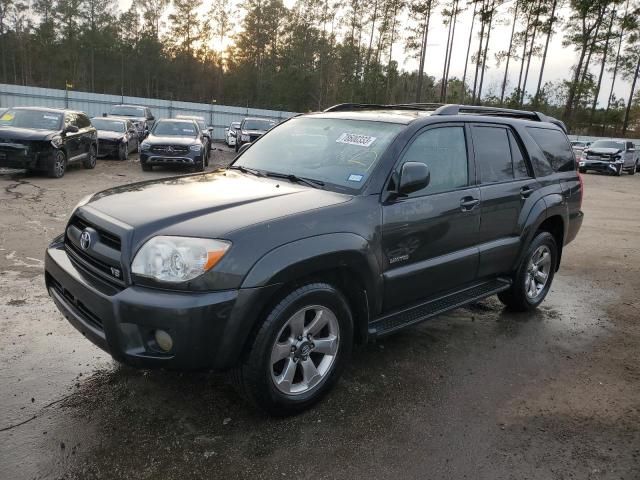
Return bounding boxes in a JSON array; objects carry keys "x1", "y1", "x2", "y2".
[{"x1": 0, "y1": 151, "x2": 639, "y2": 479}]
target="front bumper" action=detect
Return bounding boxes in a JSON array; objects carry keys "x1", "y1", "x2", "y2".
[
  {"x1": 0, "y1": 148, "x2": 53, "y2": 169},
  {"x1": 579, "y1": 160, "x2": 621, "y2": 173},
  {"x1": 140, "y1": 151, "x2": 202, "y2": 167},
  {"x1": 45, "y1": 237, "x2": 277, "y2": 370},
  {"x1": 97, "y1": 140, "x2": 121, "y2": 157}
]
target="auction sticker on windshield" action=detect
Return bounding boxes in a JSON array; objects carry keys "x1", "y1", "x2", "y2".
[{"x1": 336, "y1": 133, "x2": 377, "y2": 147}]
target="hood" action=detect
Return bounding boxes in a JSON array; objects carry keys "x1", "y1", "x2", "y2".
[
  {"x1": 145, "y1": 135, "x2": 198, "y2": 145},
  {"x1": 0, "y1": 127, "x2": 59, "y2": 142},
  {"x1": 585, "y1": 147, "x2": 622, "y2": 155},
  {"x1": 97, "y1": 130, "x2": 126, "y2": 141},
  {"x1": 83, "y1": 170, "x2": 351, "y2": 240}
]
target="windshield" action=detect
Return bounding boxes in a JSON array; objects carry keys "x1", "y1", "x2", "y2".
[
  {"x1": 92, "y1": 118, "x2": 125, "y2": 132},
  {"x1": 110, "y1": 106, "x2": 145, "y2": 117},
  {"x1": 590, "y1": 140, "x2": 624, "y2": 150},
  {"x1": 243, "y1": 119, "x2": 275, "y2": 131},
  {"x1": 0, "y1": 109, "x2": 63, "y2": 130},
  {"x1": 152, "y1": 121, "x2": 197, "y2": 137},
  {"x1": 231, "y1": 122, "x2": 241, "y2": 129},
  {"x1": 234, "y1": 117, "x2": 403, "y2": 190}
]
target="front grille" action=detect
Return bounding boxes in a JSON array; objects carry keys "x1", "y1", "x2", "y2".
[
  {"x1": 249, "y1": 135, "x2": 261, "y2": 143},
  {"x1": 69, "y1": 216, "x2": 121, "y2": 251},
  {"x1": 47, "y1": 273, "x2": 103, "y2": 330},
  {"x1": 65, "y1": 215, "x2": 124, "y2": 288},
  {"x1": 150, "y1": 145, "x2": 189, "y2": 156}
]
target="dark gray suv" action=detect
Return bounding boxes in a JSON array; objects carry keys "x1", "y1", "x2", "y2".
[{"x1": 45, "y1": 104, "x2": 583, "y2": 415}]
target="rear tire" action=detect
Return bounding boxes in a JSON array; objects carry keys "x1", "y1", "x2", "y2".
[
  {"x1": 48, "y1": 150, "x2": 67, "y2": 178},
  {"x1": 232, "y1": 283, "x2": 353, "y2": 416},
  {"x1": 83, "y1": 145, "x2": 97, "y2": 169},
  {"x1": 498, "y1": 231, "x2": 558, "y2": 312}
]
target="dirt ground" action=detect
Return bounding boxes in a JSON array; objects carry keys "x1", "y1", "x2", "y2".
[{"x1": 0, "y1": 146, "x2": 639, "y2": 480}]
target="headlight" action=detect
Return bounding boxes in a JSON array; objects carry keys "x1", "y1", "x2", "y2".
[
  {"x1": 614, "y1": 155, "x2": 623, "y2": 162},
  {"x1": 189, "y1": 144, "x2": 202, "y2": 152},
  {"x1": 131, "y1": 236, "x2": 231, "y2": 283},
  {"x1": 141, "y1": 142, "x2": 151, "y2": 151},
  {"x1": 51, "y1": 135, "x2": 63, "y2": 148}
]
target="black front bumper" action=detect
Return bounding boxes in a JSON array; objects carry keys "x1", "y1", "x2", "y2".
[
  {"x1": 45, "y1": 237, "x2": 278, "y2": 370},
  {"x1": 0, "y1": 148, "x2": 53, "y2": 169},
  {"x1": 140, "y1": 151, "x2": 202, "y2": 167},
  {"x1": 97, "y1": 140, "x2": 120, "y2": 157}
]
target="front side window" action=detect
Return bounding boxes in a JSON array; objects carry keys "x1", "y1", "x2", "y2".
[
  {"x1": 153, "y1": 121, "x2": 197, "y2": 136},
  {"x1": 528, "y1": 127, "x2": 577, "y2": 172},
  {"x1": 472, "y1": 126, "x2": 514, "y2": 183},
  {"x1": 399, "y1": 126, "x2": 468, "y2": 196},
  {"x1": 234, "y1": 117, "x2": 403, "y2": 191}
]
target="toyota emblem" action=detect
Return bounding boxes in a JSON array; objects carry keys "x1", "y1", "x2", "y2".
[{"x1": 80, "y1": 230, "x2": 92, "y2": 250}]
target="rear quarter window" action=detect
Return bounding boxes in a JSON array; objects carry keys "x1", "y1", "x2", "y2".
[{"x1": 526, "y1": 127, "x2": 575, "y2": 172}]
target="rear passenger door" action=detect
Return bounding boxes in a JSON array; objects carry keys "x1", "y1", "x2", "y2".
[
  {"x1": 471, "y1": 124, "x2": 539, "y2": 278},
  {"x1": 381, "y1": 124, "x2": 481, "y2": 311}
]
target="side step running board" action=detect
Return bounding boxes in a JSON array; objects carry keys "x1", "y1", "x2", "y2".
[{"x1": 369, "y1": 278, "x2": 512, "y2": 338}]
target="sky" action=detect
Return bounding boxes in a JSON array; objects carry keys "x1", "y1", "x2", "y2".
[{"x1": 117, "y1": 0, "x2": 635, "y2": 108}]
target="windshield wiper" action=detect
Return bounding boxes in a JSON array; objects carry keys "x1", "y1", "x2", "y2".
[
  {"x1": 264, "y1": 171, "x2": 325, "y2": 189},
  {"x1": 229, "y1": 165, "x2": 264, "y2": 177}
]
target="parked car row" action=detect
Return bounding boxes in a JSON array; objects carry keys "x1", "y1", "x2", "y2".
[{"x1": 0, "y1": 104, "x2": 224, "y2": 177}]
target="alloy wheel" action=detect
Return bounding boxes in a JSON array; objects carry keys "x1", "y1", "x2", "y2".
[
  {"x1": 54, "y1": 152, "x2": 65, "y2": 177},
  {"x1": 270, "y1": 305, "x2": 340, "y2": 396},
  {"x1": 525, "y1": 245, "x2": 552, "y2": 299}
]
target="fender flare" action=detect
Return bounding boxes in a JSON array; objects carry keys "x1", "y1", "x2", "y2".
[
  {"x1": 516, "y1": 194, "x2": 566, "y2": 269},
  {"x1": 241, "y1": 233, "x2": 381, "y2": 300}
]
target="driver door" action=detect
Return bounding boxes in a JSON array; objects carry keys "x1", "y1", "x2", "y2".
[{"x1": 381, "y1": 124, "x2": 480, "y2": 311}]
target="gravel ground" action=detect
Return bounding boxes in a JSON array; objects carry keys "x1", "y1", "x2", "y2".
[{"x1": 0, "y1": 147, "x2": 638, "y2": 479}]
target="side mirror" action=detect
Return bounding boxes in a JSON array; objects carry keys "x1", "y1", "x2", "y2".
[
  {"x1": 65, "y1": 125, "x2": 79, "y2": 134},
  {"x1": 148, "y1": 116, "x2": 155, "y2": 121},
  {"x1": 398, "y1": 162, "x2": 430, "y2": 195},
  {"x1": 238, "y1": 143, "x2": 252, "y2": 155}
]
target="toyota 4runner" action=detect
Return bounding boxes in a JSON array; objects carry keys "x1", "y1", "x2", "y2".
[{"x1": 45, "y1": 104, "x2": 583, "y2": 415}]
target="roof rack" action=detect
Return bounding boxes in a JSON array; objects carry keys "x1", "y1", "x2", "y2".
[
  {"x1": 433, "y1": 104, "x2": 568, "y2": 133},
  {"x1": 324, "y1": 103, "x2": 443, "y2": 113}
]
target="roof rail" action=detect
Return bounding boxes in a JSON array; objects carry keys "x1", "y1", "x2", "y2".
[
  {"x1": 324, "y1": 103, "x2": 443, "y2": 113},
  {"x1": 433, "y1": 104, "x2": 568, "y2": 133}
]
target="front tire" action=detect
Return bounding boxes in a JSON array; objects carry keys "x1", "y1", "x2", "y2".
[
  {"x1": 498, "y1": 231, "x2": 558, "y2": 312},
  {"x1": 83, "y1": 145, "x2": 97, "y2": 169},
  {"x1": 48, "y1": 150, "x2": 67, "y2": 178},
  {"x1": 118, "y1": 142, "x2": 128, "y2": 161},
  {"x1": 233, "y1": 283, "x2": 353, "y2": 416}
]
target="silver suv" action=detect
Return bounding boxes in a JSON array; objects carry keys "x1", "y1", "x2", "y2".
[{"x1": 578, "y1": 139, "x2": 639, "y2": 176}]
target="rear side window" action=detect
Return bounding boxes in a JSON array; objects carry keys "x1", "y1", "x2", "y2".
[
  {"x1": 527, "y1": 127, "x2": 575, "y2": 172},
  {"x1": 472, "y1": 126, "x2": 514, "y2": 183},
  {"x1": 400, "y1": 126, "x2": 468, "y2": 196},
  {"x1": 509, "y1": 131, "x2": 529, "y2": 178}
]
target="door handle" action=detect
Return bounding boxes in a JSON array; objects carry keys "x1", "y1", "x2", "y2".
[
  {"x1": 460, "y1": 197, "x2": 480, "y2": 211},
  {"x1": 520, "y1": 186, "x2": 534, "y2": 199}
]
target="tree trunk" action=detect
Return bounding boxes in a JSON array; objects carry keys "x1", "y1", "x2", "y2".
[
  {"x1": 472, "y1": 0, "x2": 487, "y2": 104},
  {"x1": 461, "y1": 0, "x2": 478, "y2": 102},
  {"x1": 563, "y1": 31, "x2": 589, "y2": 121},
  {"x1": 500, "y1": 0, "x2": 519, "y2": 105},
  {"x1": 442, "y1": 0, "x2": 459, "y2": 102},
  {"x1": 589, "y1": 9, "x2": 615, "y2": 127},
  {"x1": 386, "y1": 1, "x2": 399, "y2": 102},
  {"x1": 477, "y1": 0, "x2": 495, "y2": 104},
  {"x1": 533, "y1": 0, "x2": 557, "y2": 107},
  {"x1": 516, "y1": 12, "x2": 531, "y2": 101},
  {"x1": 415, "y1": 2, "x2": 432, "y2": 103},
  {"x1": 605, "y1": 0, "x2": 629, "y2": 120},
  {"x1": 366, "y1": 0, "x2": 379, "y2": 69},
  {"x1": 622, "y1": 53, "x2": 640, "y2": 135},
  {"x1": 440, "y1": 5, "x2": 455, "y2": 101},
  {"x1": 520, "y1": 1, "x2": 540, "y2": 106}
]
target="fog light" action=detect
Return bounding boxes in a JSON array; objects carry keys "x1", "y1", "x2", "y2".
[{"x1": 154, "y1": 330, "x2": 173, "y2": 352}]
